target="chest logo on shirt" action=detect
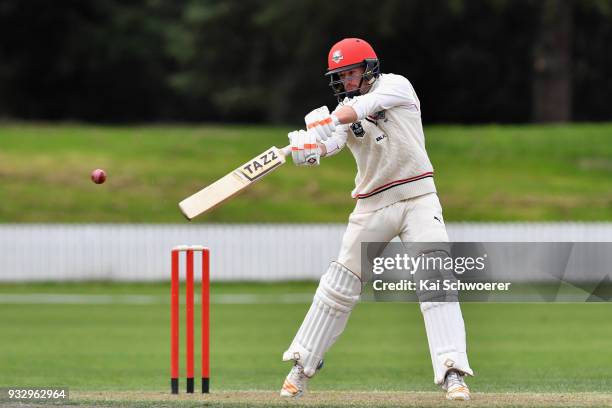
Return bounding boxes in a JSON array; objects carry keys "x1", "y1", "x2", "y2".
[
  {"x1": 375, "y1": 134, "x2": 387, "y2": 143},
  {"x1": 350, "y1": 121, "x2": 365, "y2": 138}
]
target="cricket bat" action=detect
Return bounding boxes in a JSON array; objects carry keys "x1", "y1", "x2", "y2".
[{"x1": 179, "y1": 145, "x2": 292, "y2": 220}]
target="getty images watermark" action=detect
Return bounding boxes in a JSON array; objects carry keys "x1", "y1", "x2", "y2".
[
  {"x1": 371, "y1": 251, "x2": 511, "y2": 292},
  {"x1": 360, "y1": 242, "x2": 612, "y2": 302}
]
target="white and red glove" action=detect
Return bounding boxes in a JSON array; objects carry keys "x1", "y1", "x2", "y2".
[
  {"x1": 288, "y1": 129, "x2": 320, "y2": 167},
  {"x1": 304, "y1": 106, "x2": 339, "y2": 142}
]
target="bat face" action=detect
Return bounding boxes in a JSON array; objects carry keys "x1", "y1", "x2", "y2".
[{"x1": 179, "y1": 146, "x2": 288, "y2": 220}]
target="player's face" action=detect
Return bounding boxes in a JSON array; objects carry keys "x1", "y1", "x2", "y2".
[{"x1": 338, "y1": 66, "x2": 366, "y2": 92}]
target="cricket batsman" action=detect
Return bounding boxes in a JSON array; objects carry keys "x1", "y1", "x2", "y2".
[{"x1": 281, "y1": 38, "x2": 473, "y2": 401}]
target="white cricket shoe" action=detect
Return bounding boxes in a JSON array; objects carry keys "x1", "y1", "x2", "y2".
[
  {"x1": 280, "y1": 360, "x2": 323, "y2": 398},
  {"x1": 443, "y1": 370, "x2": 471, "y2": 401},
  {"x1": 280, "y1": 363, "x2": 308, "y2": 398}
]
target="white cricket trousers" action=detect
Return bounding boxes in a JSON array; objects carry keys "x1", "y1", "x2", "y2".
[
  {"x1": 337, "y1": 192, "x2": 449, "y2": 277},
  {"x1": 337, "y1": 192, "x2": 474, "y2": 384}
]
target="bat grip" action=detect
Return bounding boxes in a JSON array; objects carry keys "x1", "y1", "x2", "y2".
[{"x1": 281, "y1": 145, "x2": 292, "y2": 156}]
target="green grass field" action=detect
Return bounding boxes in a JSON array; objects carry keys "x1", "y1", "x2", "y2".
[
  {"x1": 1, "y1": 282, "x2": 611, "y2": 407},
  {"x1": 1, "y1": 123, "x2": 611, "y2": 407},
  {"x1": 0, "y1": 123, "x2": 610, "y2": 222}
]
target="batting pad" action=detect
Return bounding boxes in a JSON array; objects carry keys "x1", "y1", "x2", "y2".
[
  {"x1": 283, "y1": 262, "x2": 361, "y2": 377},
  {"x1": 420, "y1": 301, "x2": 474, "y2": 384}
]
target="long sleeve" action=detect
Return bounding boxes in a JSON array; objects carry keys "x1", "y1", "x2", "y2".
[
  {"x1": 350, "y1": 74, "x2": 420, "y2": 120},
  {"x1": 322, "y1": 124, "x2": 349, "y2": 157}
]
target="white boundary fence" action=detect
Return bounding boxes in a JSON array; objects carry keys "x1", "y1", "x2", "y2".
[{"x1": 0, "y1": 223, "x2": 610, "y2": 282}]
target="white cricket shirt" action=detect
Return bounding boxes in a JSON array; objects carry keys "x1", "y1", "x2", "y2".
[{"x1": 323, "y1": 73, "x2": 437, "y2": 213}]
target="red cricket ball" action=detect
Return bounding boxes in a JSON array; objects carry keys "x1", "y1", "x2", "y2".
[{"x1": 91, "y1": 168, "x2": 107, "y2": 184}]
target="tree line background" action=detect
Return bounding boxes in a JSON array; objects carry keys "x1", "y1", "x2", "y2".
[{"x1": 0, "y1": 0, "x2": 611, "y2": 124}]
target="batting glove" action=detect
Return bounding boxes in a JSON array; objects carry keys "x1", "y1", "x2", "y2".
[
  {"x1": 304, "y1": 106, "x2": 339, "y2": 142},
  {"x1": 288, "y1": 129, "x2": 320, "y2": 167}
]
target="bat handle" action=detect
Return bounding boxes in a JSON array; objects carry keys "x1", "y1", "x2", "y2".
[{"x1": 280, "y1": 145, "x2": 292, "y2": 156}]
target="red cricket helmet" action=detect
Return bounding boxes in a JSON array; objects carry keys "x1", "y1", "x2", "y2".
[{"x1": 325, "y1": 38, "x2": 380, "y2": 100}]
